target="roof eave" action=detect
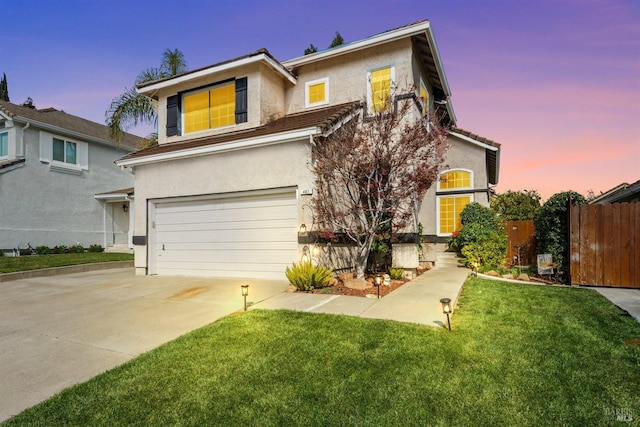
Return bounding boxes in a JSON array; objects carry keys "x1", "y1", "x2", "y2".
[
  {"x1": 116, "y1": 127, "x2": 320, "y2": 168},
  {"x1": 137, "y1": 53, "x2": 297, "y2": 99}
]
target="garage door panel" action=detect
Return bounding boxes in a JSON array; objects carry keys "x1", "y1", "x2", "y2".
[
  {"x1": 155, "y1": 217, "x2": 296, "y2": 233},
  {"x1": 155, "y1": 248, "x2": 296, "y2": 264},
  {"x1": 151, "y1": 190, "x2": 297, "y2": 279},
  {"x1": 156, "y1": 228, "x2": 295, "y2": 243},
  {"x1": 153, "y1": 241, "x2": 296, "y2": 251},
  {"x1": 156, "y1": 205, "x2": 296, "y2": 226},
  {"x1": 155, "y1": 262, "x2": 288, "y2": 279}
]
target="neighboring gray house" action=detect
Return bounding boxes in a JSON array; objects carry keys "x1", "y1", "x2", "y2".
[
  {"x1": 116, "y1": 20, "x2": 501, "y2": 279},
  {"x1": 589, "y1": 179, "x2": 640, "y2": 204},
  {"x1": 0, "y1": 100, "x2": 142, "y2": 253}
]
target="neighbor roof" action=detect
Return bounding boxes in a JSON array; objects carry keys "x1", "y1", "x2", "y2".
[
  {"x1": 0, "y1": 100, "x2": 142, "y2": 151},
  {"x1": 590, "y1": 179, "x2": 640, "y2": 204}
]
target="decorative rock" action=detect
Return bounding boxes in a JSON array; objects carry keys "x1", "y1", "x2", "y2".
[
  {"x1": 486, "y1": 270, "x2": 500, "y2": 276},
  {"x1": 286, "y1": 285, "x2": 297, "y2": 293},
  {"x1": 343, "y1": 277, "x2": 373, "y2": 290},
  {"x1": 517, "y1": 273, "x2": 530, "y2": 281}
]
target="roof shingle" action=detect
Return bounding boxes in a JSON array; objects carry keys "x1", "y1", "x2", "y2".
[{"x1": 0, "y1": 100, "x2": 142, "y2": 150}]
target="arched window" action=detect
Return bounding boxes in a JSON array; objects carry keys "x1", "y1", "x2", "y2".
[{"x1": 437, "y1": 169, "x2": 473, "y2": 235}]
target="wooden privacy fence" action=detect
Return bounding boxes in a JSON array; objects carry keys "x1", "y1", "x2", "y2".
[
  {"x1": 569, "y1": 202, "x2": 639, "y2": 288},
  {"x1": 504, "y1": 220, "x2": 537, "y2": 266}
]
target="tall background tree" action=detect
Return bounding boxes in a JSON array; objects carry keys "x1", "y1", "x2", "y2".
[
  {"x1": 0, "y1": 73, "x2": 9, "y2": 101},
  {"x1": 490, "y1": 189, "x2": 541, "y2": 221},
  {"x1": 534, "y1": 190, "x2": 587, "y2": 283},
  {"x1": 311, "y1": 95, "x2": 448, "y2": 278},
  {"x1": 106, "y1": 49, "x2": 187, "y2": 144}
]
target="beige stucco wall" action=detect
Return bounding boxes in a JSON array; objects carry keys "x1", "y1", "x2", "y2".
[
  {"x1": 285, "y1": 38, "x2": 415, "y2": 113},
  {"x1": 418, "y1": 135, "x2": 490, "y2": 238},
  {"x1": 131, "y1": 139, "x2": 313, "y2": 272},
  {"x1": 155, "y1": 62, "x2": 289, "y2": 145}
]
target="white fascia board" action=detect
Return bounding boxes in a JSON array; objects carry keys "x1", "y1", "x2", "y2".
[
  {"x1": 116, "y1": 127, "x2": 319, "y2": 168},
  {"x1": 449, "y1": 131, "x2": 499, "y2": 152},
  {"x1": 138, "y1": 53, "x2": 297, "y2": 97},
  {"x1": 283, "y1": 21, "x2": 433, "y2": 67},
  {"x1": 94, "y1": 193, "x2": 130, "y2": 201}
]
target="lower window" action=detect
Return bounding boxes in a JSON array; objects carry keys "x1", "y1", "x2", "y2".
[{"x1": 438, "y1": 195, "x2": 471, "y2": 235}]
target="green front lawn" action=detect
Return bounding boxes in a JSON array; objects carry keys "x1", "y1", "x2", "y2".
[
  {"x1": 5, "y1": 278, "x2": 640, "y2": 426},
  {"x1": 0, "y1": 253, "x2": 133, "y2": 273}
]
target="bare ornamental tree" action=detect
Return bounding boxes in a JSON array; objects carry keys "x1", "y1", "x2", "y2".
[{"x1": 311, "y1": 93, "x2": 449, "y2": 278}]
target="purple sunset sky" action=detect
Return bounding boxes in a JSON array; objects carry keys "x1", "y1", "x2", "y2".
[{"x1": 2, "y1": 0, "x2": 638, "y2": 200}]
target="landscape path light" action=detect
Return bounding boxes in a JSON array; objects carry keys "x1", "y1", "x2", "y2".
[
  {"x1": 241, "y1": 284, "x2": 249, "y2": 311},
  {"x1": 440, "y1": 297, "x2": 452, "y2": 330},
  {"x1": 375, "y1": 274, "x2": 382, "y2": 299}
]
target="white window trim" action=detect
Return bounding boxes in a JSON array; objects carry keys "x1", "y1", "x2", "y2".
[
  {"x1": 181, "y1": 81, "x2": 236, "y2": 135},
  {"x1": 436, "y1": 193, "x2": 475, "y2": 237},
  {"x1": 366, "y1": 65, "x2": 395, "y2": 115},
  {"x1": 0, "y1": 130, "x2": 8, "y2": 160},
  {"x1": 304, "y1": 77, "x2": 329, "y2": 108},
  {"x1": 39, "y1": 131, "x2": 88, "y2": 172},
  {"x1": 419, "y1": 78, "x2": 429, "y2": 116},
  {"x1": 437, "y1": 168, "x2": 474, "y2": 192}
]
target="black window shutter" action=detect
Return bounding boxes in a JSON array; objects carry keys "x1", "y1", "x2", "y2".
[
  {"x1": 235, "y1": 77, "x2": 248, "y2": 123},
  {"x1": 166, "y1": 95, "x2": 179, "y2": 136}
]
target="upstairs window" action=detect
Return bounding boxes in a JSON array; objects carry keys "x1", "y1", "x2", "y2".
[
  {"x1": 53, "y1": 138, "x2": 77, "y2": 164},
  {"x1": 168, "y1": 77, "x2": 248, "y2": 137},
  {"x1": 39, "y1": 131, "x2": 88, "y2": 174},
  {"x1": 0, "y1": 131, "x2": 7, "y2": 158},
  {"x1": 305, "y1": 78, "x2": 329, "y2": 108},
  {"x1": 368, "y1": 66, "x2": 394, "y2": 114},
  {"x1": 419, "y1": 80, "x2": 429, "y2": 116},
  {"x1": 183, "y1": 83, "x2": 236, "y2": 133}
]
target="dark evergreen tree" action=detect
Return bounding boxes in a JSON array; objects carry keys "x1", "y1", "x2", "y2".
[
  {"x1": 329, "y1": 32, "x2": 344, "y2": 48},
  {"x1": 304, "y1": 44, "x2": 318, "y2": 55},
  {"x1": 0, "y1": 73, "x2": 9, "y2": 101}
]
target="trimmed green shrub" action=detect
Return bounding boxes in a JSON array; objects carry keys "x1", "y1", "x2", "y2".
[
  {"x1": 534, "y1": 190, "x2": 587, "y2": 283},
  {"x1": 53, "y1": 245, "x2": 68, "y2": 254},
  {"x1": 285, "y1": 262, "x2": 333, "y2": 291},
  {"x1": 460, "y1": 202, "x2": 499, "y2": 229},
  {"x1": 69, "y1": 244, "x2": 85, "y2": 253},
  {"x1": 35, "y1": 245, "x2": 52, "y2": 255},
  {"x1": 389, "y1": 268, "x2": 404, "y2": 280},
  {"x1": 88, "y1": 244, "x2": 105, "y2": 253},
  {"x1": 457, "y1": 203, "x2": 507, "y2": 270},
  {"x1": 460, "y1": 225, "x2": 508, "y2": 271}
]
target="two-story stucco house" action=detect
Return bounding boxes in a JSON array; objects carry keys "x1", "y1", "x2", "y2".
[
  {"x1": 116, "y1": 20, "x2": 500, "y2": 280},
  {"x1": 0, "y1": 100, "x2": 142, "y2": 253}
]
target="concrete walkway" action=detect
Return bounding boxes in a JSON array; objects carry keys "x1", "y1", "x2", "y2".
[
  {"x1": 592, "y1": 287, "x2": 640, "y2": 323},
  {"x1": 252, "y1": 252, "x2": 470, "y2": 328}
]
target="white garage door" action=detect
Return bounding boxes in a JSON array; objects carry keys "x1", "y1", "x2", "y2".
[{"x1": 150, "y1": 190, "x2": 297, "y2": 280}]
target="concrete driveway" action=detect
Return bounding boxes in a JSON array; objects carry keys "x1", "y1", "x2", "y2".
[{"x1": 0, "y1": 268, "x2": 288, "y2": 422}]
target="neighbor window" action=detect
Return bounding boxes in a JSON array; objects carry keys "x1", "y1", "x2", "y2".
[
  {"x1": 437, "y1": 169, "x2": 473, "y2": 235},
  {"x1": 52, "y1": 138, "x2": 77, "y2": 164},
  {"x1": 368, "y1": 66, "x2": 394, "y2": 114},
  {"x1": 305, "y1": 78, "x2": 329, "y2": 108},
  {"x1": 0, "y1": 131, "x2": 7, "y2": 157},
  {"x1": 183, "y1": 83, "x2": 236, "y2": 133}
]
